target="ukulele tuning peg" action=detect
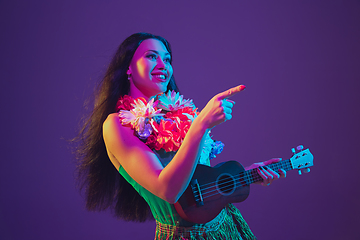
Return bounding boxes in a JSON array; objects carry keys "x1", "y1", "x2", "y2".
[
  {"x1": 296, "y1": 145, "x2": 304, "y2": 151},
  {"x1": 292, "y1": 145, "x2": 304, "y2": 154},
  {"x1": 298, "y1": 168, "x2": 310, "y2": 175}
]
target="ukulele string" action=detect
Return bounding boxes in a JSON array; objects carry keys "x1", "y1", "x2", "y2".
[
  {"x1": 201, "y1": 160, "x2": 292, "y2": 195},
  {"x1": 194, "y1": 168, "x2": 289, "y2": 201},
  {"x1": 192, "y1": 161, "x2": 292, "y2": 201},
  {"x1": 193, "y1": 172, "x2": 251, "y2": 200},
  {"x1": 197, "y1": 160, "x2": 291, "y2": 193},
  {"x1": 194, "y1": 161, "x2": 292, "y2": 201}
]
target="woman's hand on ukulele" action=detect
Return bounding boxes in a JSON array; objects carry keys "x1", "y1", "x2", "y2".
[
  {"x1": 246, "y1": 158, "x2": 286, "y2": 186},
  {"x1": 196, "y1": 85, "x2": 246, "y2": 130}
]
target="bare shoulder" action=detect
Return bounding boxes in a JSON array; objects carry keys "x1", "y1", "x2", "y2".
[
  {"x1": 102, "y1": 112, "x2": 154, "y2": 157},
  {"x1": 103, "y1": 113, "x2": 130, "y2": 135},
  {"x1": 103, "y1": 113, "x2": 134, "y2": 141},
  {"x1": 103, "y1": 113, "x2": 120, "y2": 130}
]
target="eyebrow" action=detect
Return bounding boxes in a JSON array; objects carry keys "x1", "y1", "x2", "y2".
[{"x1": 147, "y1": 50, "x2": 170, "y2": 56}]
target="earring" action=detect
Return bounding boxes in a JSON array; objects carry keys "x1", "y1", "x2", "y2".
[{"x1": 127, "y1": 74, "x2": 131, "y2": 81}]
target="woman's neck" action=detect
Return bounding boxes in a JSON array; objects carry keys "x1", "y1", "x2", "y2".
[{"x1": 128, "y1": 82, "x2": 159, "y2": 101}]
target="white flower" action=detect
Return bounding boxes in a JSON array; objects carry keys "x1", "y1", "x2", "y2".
[
  {"x1": 119, "y1": 98, "x2": 163, "y2": 131},
  {"x1": 157, "y1": 91, "x2": 195, "y2": 111}
]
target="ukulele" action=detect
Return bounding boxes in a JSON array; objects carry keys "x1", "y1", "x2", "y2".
[{"x1": 174, "y1": 145, "x2": 314, "y2": 223}]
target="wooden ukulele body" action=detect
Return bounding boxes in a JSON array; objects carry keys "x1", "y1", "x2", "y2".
[{"x1": 174, "y1": 161, "x2": 250, "y2": 223}]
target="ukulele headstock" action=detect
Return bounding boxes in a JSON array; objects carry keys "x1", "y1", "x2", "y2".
[{"x1": 290, "y1": 145, "x2": 314, "y2": 175}]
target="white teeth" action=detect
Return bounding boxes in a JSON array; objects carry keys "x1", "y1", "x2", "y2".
[{"x1": 153, "y1": 74, "x2": 166, "y2": 79}]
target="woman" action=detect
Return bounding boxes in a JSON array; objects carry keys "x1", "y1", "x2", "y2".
[{"x1": 76, "y1": 33, "x2": 286, "y2": 240}]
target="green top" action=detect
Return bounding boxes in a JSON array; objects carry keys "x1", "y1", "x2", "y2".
[
  {"x1": 119, "y1": 165, "x2": 188, "y2": 225},
  {"x1": 117, "y1": 151, "x2": 256, "y2": 240},
  {"x1": 118, "y1": 149, "x2": 212, "y2": 227}
]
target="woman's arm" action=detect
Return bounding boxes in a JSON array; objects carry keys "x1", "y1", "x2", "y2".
[
  {"x1": 103, "y1": 85, "x2": 245, "y2": 204},
  {"x1": 103, "y1": 114, "x2": 208, "y2": 204}
]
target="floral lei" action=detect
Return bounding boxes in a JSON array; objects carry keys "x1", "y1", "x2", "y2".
[{"x1": 116, "y1": 91, "x2": 224, "y2": 163}]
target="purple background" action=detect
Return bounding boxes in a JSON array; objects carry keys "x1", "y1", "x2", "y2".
[{"x1": 1, "y1": 1, "x2": 359, "y2": 239}]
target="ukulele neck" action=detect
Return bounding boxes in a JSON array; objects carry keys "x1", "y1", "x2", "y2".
[{"x1": 244, "y1": 159, "x2": 293, "y2": 185}]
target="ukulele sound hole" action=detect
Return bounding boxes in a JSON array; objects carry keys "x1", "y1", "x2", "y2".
[{"x1": 216, "y1": 173, "x2": 236, "y2": 196}]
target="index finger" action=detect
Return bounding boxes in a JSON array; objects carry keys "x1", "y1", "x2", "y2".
[
  {"x1": 217, "y1": 85, "x2": 246, "y2": 100},
  {"x1": 264, "y1": 158, "x2": 282, "y2": 165}
]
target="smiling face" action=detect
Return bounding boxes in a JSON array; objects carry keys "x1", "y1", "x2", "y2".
[{"x1": 127, "y1": 38, "x2": 173, "y2": 99}]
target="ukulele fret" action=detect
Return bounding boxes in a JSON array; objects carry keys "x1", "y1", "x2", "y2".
[{"x1": 243, "y1": 171, "x2": 252, "y2": 186}]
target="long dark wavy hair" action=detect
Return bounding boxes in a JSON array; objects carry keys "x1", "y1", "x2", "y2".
[{"x1": 75, "y1": 33, "x2": 179, "y2": 222}]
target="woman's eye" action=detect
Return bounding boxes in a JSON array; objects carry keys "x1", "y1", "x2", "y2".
[
  {"x1": 164, "y1": 58, "x2": 171, "y2": 63},
  {"x1": 147, "y1": 54, "x2": 157, "y2": 60}
]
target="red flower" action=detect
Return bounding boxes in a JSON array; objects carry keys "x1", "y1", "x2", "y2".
[
  {"x1": 116, "y1": 94, "x2": 200, "y2": 153},
  {"x1": 116, "y1": 95, "x2": 135, "y2": 111},
  {"x1": 151, "y1": 119, "x2": 181, "y2": 152},
  {"x1": 164, "y1": 107, "x2": 197, "y2": 121},
  {"x1": 175, "y1": 118, "x2": 191, "y2": 140},
  {"x1": 145, "y1": 134, "x2": 158, "y2": 149}
]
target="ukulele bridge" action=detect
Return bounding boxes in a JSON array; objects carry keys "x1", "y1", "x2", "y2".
[{"x1": 191, "y1": 179, "x2": 204, "y2": 206}]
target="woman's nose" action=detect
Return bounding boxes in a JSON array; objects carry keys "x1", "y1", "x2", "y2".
[{"x1": 156, "y1": 58, "x2": 166, "y2": 69}]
